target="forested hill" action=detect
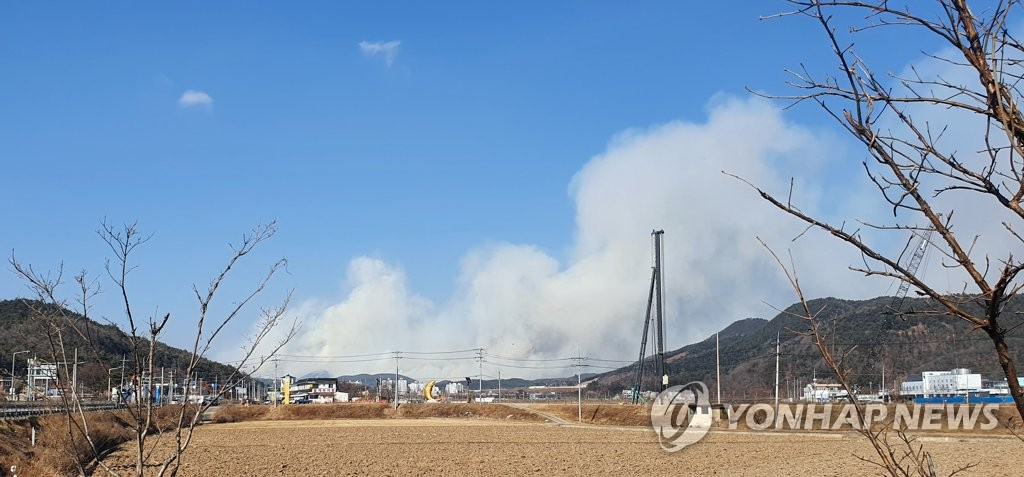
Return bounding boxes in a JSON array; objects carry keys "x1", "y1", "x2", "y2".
[
  {"x1": 590, "y1": 296, "x2": 1024, "y2": 399},
  {"x1": 0, "y1": 299, "x2": 240, "y2": 393}
]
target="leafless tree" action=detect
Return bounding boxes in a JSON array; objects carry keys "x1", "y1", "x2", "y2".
[
  {"x1": 10, "y1": 221, "x2": 298, "y2": 476},
  {"x1": 761, "y1": 240, "x2": 977, "y2": 477},
  {"x1": 730, "y1": 0, "x2": 1024, "y2": 421}
]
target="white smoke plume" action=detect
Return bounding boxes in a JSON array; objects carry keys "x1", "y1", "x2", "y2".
[{"x1": 243, "y1": 96, "x2": 891, "y2": 379}]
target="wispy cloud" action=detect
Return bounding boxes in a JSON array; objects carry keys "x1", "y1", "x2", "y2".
[
  {"x1": 359, "y1": 40, "x2": 401, "y2": 67},
  {"x1": 178, "y1": 89, "x2": 213, "y2": 108}
]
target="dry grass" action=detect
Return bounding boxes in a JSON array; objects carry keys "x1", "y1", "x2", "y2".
[
  {"x1": 0, "y1": 404, "x2": 206, "y2": 476},
  {"x1": 396, "y1": 403, "x2": 542, "y2": 421},
  {"x1": 210, "y1": 404, "x2": 272, "y2": 423},
  {"x1": 0, "y1": 412, "x2": 135, "y2": 476},
  {"x1": 263, "y1": 402, "x2": 392, "y2": 420},
  {"x1": 0, "y1": 417, "x2": 46, "y2": 476},
  {"x1": 532, "y1": 403, "x2": 651, "y2": 426},
  {"x1": 33, "y1": 412, "x2": 135, "y2": 476},
  {"x1": 213, "y1": 402, "x2": 545, "y2": 424}
]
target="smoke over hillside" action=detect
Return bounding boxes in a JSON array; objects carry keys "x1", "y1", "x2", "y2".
[{"x1": 245, "y1": 97, "x2": 884, "y2": 379}]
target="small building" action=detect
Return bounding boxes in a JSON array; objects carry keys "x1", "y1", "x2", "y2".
[
  {"x1": 802, "y1": 380, "x2": 845, "y2": 402},
  {"x1": 290, "y1": 378, "x2": 338, "y2": 403},
  {"x1": 26, "y1": 358, "x2": 58, "y2": 400},
  {"x1": 980, "y1": 377, "x2": 1024, "y2": 396}
]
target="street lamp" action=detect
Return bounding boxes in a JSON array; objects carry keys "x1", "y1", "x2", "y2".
[{"x1": 10, "y1": 350, "x2": 28, "y2": 400}]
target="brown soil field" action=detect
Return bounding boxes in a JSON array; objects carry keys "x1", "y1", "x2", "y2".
[
  {"x1": 213, "y1": 402, "x2": 1024, "y2": 432},
  {"x1": 99, "y1": 418, "x2": 1024, "y2": 476}
]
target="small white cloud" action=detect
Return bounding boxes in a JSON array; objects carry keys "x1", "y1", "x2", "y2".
[
  {"x1": 359, "y1": 40, "x2": 401, "y2": 67},
  {"x1": 178, "y1": 90, "x2": 213, "y2": 108}
]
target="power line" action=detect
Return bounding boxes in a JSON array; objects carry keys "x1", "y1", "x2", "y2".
[
  {"x1": 276, "y1": 350, "x2": 395, "y2": 358},
  {"x1": 270, "y1": 357, "x2": 393, "y2": 364},
  {"x1": 403, "y1": 348, "x2": 481, "y2": 355},
  {"x1": 402, "y1": 356, "x2": 478, "y2": 361},
  {"x1": 586, "y1": 357, "x2": 634, "y2": 363},
  {"x1": 485, "y1": 354, "x2": 576, "y2": 362},
  {"x1": 487, "y1": 361, "x2": 577, "y2": 370}
]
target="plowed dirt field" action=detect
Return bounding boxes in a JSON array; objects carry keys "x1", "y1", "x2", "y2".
[{"x1": 101, "y1": 418, "x2": 1024, "y2": 476}]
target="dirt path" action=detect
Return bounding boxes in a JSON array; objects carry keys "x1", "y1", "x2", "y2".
[
  {"x1": 200, "y1": 406, "x2": 218, "y2": 423},
  {"x1": 504, "y1": 403, "x2": 574, "y2": 425}
]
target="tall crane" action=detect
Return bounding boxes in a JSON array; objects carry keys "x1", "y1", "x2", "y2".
[
  {"x1": 866, "y1": 230, "x2": 932, "y2": 388},
  {"x1": 888, "y1": 230, "x2": 932, "y2": 319},
  {"x1": 632, "y1": 230, "x2": 666, "y2": 404}
]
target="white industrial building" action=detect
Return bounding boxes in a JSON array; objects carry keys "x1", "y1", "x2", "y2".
[
  {"x1": 26, "y1": 358, "x2": 58, "y2": 400},
  {"x1": 802, "y1": 380, "x2": 845, "y2": 402},
  {"x1": 900, "y1": 368, "x2": 982, "y2": 398}
]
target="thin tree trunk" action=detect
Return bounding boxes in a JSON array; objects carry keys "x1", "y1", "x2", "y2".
[{"x1": 987, "y1": 327, "x2": 1024, "y2": 422}]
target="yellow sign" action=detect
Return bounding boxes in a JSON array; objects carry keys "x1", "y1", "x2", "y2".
[{"x1": 283, "y1": 377, "x2": 291, "y2": 405}]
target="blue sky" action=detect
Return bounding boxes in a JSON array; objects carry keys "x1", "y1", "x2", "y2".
[{"x1": 1, "y1": 2, "x2": 954, "y2": 376}]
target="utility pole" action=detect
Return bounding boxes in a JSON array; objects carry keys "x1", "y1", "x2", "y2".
[
  {"x1": 716, "y1": 332, "x2": 721, "y2": 404},
  {"x1": 72, "y1": 348, "x2": 78, "y2": 399},
  {"x1": 69, "y1": 349, "x2": 87, "y2": 400},
  {"x1": 576, "y1": 353, "x2": 583, "y2": 423},
  {"x1": 774, "y1": 332, "x2": 780, "y2": 429},
  {"x1": 497, "y1": 370, "x2": 501, "y2": 403},
  {"x1": 120, "y1": 355, "x2": 126, "y2": 398},
  {"x1": 881, "y1": 365, "x2": 886, "y2": 401},
  {"x1": 652, "y1": 230, "x2": 666, "y2": 392},
  {"x1": 273, "y1": 359, "x2": 278, "y2": 408},
  {"x1": 394, "y1": 351, "x2": 401, "y2": 409},
  {"x1": 476, "y1": 348, "x2": 484, "y2": 397}
]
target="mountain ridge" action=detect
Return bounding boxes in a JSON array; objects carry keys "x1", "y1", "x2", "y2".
[
  {"x1": 0, "y1": 299, "x2": 243, "y2": 395},
  {"x1": 588, "y1": 295, "x2": 1024, "y2": 398}
]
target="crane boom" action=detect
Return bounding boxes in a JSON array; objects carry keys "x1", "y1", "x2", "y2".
[
  {"x1": 890, "y1": 230, "x2": 932, "y2": 318},
  {"x1": 631, "y1": 230, "x2": 666, "y2": 405},
  {"x1": 631, "y1": 267, "x2": 658, "y2": 405},
  {"x1": 866, "y1": 230, "x2": 932, "y2": 378}
]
